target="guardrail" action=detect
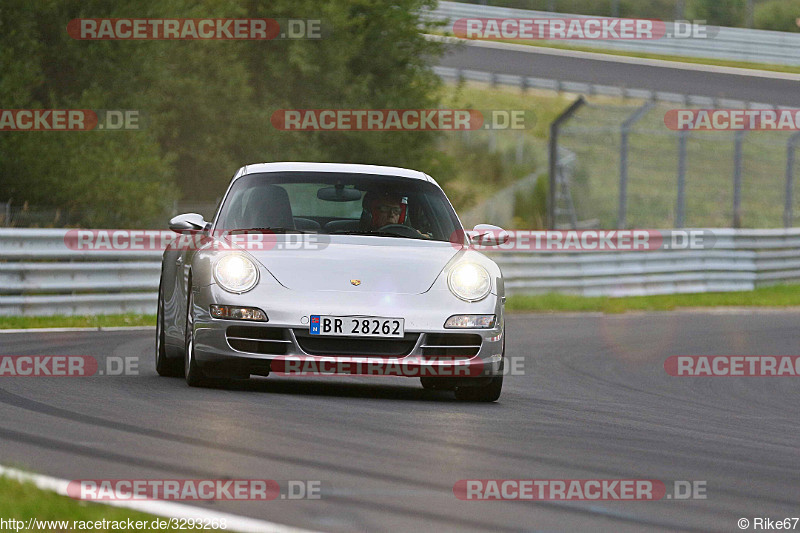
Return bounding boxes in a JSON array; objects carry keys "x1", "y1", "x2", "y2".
[
  {"x1": 428, "y1": 1, "x2": 800, "y2": 67},
  {"x1": 496, "y1": 229, "x2": 800, "y2": 296},
  {"x1": 0, "y1": 229, "x2": 161, "y2": 316},
  {"x1": 432, "y1": 65, "x2": 784, "y2": 109},
  {"x1": 2, "y1": 228, "x2": 800, "y2": 315}
]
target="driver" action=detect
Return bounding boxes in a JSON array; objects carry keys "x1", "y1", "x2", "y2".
[
  {"x1": 362, "y1": 191, "x2": 431, "y2": 238},
  {"x1": 366, "y1": 192, "x2": 405, "y2": 229}
]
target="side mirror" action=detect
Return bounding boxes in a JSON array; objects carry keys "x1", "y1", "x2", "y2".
[
  {"x1": 169, "y1": 213, "x2": 207, "y2": 234},
  {"x1": 471, "y1": 224, "x2": 510, "y2": 246}
]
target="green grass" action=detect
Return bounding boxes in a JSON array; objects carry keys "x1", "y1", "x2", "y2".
[
  {"x1": 0, "y1": 474, "x2": 184, "y2": 531},
  {"x1": 442, "y1": 80, "x2": 800, "y2": 229},
  {"x1": 438, "y1": 81, "x2": 577, "y2": 217},
  {"x1": 507, "y1": 284, "x2": 800, "y2": 313},
  {"x1": 0, "y1": 314, "x2": 155, "y2": 329},
  {"x1": 559, "y1": 102, "x2": 796, "y2": 228},
  {"x1": 2, "y1": 286, "x2": 798, "y2": 331}
]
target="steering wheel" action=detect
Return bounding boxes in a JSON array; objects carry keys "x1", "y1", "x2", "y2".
[{"x1": 378, "y1": 224, "x2": 423, "y2": 238}]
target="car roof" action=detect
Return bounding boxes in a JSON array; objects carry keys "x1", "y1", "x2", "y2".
[{"x1": 237, "y1": 162, "x2": 432, "y2": 182}]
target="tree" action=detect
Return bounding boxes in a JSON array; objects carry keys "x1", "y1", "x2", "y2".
[
  {"x1": 687, "y1": 0, "x2": 746, "y2": 27},
  {"x1": 0, "y1": 0, "x2": 446, "y2": 225}
]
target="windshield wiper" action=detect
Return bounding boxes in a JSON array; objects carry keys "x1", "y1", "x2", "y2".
[{"x1": 227, "y1": 227, "x2": 313, "y2": 235}]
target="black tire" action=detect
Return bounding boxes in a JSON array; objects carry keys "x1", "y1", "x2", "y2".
[
  {"x1": 420, "y1": 377, "x2": 455, "y2": 391},
  {"x1": 454, "y1": 375, "x2": 503, "y2": 402},
  {"x1": 155, "y1": 277, "x2": 183, "y2": 377},
  {"x1": 454, "y1": 337, "x2": 505, "y2": 402},
  {"x1": 184, "y1": 280, "x2": 210, "y2": 387}
]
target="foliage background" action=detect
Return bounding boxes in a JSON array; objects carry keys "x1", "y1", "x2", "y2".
[{"x1": 0, "y1": 0, "x2": 447, "y2": 227}]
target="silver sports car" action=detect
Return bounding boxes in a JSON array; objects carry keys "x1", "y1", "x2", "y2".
[{"x1": 156, "y1": 162, "x2": 507, "y2": 401}]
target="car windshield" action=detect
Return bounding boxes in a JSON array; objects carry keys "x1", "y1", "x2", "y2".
[{"x1": 214, "y1": 171, "x2": 462, "y2": 242}]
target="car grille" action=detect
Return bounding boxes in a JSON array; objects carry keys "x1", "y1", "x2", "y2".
[
  {"x1": 421, "y1": 333, "x2": 482, "y2": 358},
  {"x1": 293, "y1": 330, "x2": 419, "y2": 357},
  {"x1": 226, "y1": 326, "x2": 291, "y2": 355}
]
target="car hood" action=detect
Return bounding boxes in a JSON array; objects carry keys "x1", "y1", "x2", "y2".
[{"x1": 244, "y1": 238, "x2": 461, "y2": 294}]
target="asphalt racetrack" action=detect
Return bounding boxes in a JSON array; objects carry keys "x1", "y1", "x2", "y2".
[
  {"x1": 1, "y1": 312, "x2": 798, "y2": 532},
  {"x1": 438, "y1": 40, "x2": 800, "y2": 107}
]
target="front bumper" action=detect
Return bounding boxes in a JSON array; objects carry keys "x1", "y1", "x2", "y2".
[{"x1": 191, "y1": 283, "x2": 505, "y2": 381}]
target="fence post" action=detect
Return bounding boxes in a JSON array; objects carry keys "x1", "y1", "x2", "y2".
[
  {"x1": 785, "y1": 132, "x2": 800, "y2": 228},
  {"x1": 675, "y1": 0, "x2": 685, "y2": 20},
  {"x1": 733, "y1": 130, "x2": 745, "y2": 228},
  {"x1": 3, "y1": 200, "x2": 10, "y2": 227},
  {"x1": 618, "y1": 101, "x2": 654, "y2": 229},
  {"x1": 676, "y1": 130, "x2": 688, "y2": 228},
  {"x1": 746, "y1": 0, "x2": 755, "y2": 28},
  {"x1": 548, "y1": 96, "x2": 585, "y2": 229}
]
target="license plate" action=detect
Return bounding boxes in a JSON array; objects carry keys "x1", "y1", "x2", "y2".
[{"x1": 310, "y1": 315, "x2": 404, "y2": 338}]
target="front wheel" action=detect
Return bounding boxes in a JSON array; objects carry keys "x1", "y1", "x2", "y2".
[
  {"x1": 454, "y1": 338, "x2": 504, "y2": 402},
  {"x1": 156, "y1": 276, "x2": 183, "y2": 377},
  {"x1": 454, "y1": 374, "x2": 503, "y2": 402},
  {"x1": 420, "y1": 377, "x2": 456, "y2": 391},
  {"x1": 184, "y1": 283, "x2": 210, "y2": 387}
]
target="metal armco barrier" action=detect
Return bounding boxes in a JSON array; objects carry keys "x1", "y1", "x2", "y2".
[
  {"x1": 429, "y1": 1, "x2": 800, "y2": 67},
  {"x1": 2, "y1": 228, "x2": 800, "y2": 315},
  {"x1": 0, "y1": 229, "x2": 161, "y2": 316},
  {"x1": 432, "y1": 65, "x2": 784, "y2": 109}
]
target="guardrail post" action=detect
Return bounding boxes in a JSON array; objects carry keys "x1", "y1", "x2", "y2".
[
  {"x1": 675, "y1": 0, "x2": 685, "y2": 20},
  {"x1": 3, "y1": 200, "x2": 10, "y2": 227},
  {"x1": 676, "y1": 130, "x2": 688, "y2": 228},
  {"x1": 548, "y1": 96, "x2": 586, "y2": 229},
  {"x1": 733, "y1": 130, "x2": 746, "y2": 228},
  {"x1": 784, "y1": 132, "x2": 800, "y2": 228},
  {"x1": 618, "y1": 101, "x2": 654, "y2": 229}
]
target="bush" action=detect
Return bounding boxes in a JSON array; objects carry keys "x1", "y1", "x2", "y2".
[
  {"x1": 0, "y1": 0, "x2": 446, "y2": 226},
  {"x1": 686, "y1": 0, "x2": 746, "y2": 27},
  {"x1": 755, "y1": 0, "x2": 800, "y2": 32},
  {"x1": 512, "y1": 174, "x2": 548, "y2": 229}
]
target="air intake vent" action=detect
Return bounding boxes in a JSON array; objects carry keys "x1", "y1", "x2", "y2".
[
  {"x1": 226, "y1": 326, "x2": 290, "y2": 355},
  {"x1": 293, "y1": 330, "x2": 419, "y2": 357},
  {"x1": 421, "y1": 333, "x2": 482, "y2": 358}
]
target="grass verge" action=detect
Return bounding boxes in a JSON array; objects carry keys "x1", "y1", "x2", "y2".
[
  {"x1": 506, "y1": 284, "x2": 800, "y2": 313},
  {"x1": 0, "y1": 474, "x2": 184, "y2": 531},
  {"x1": 0, "y1": 314, "x2": 155, "y2": 330},
  {"x1": 442, "y1": 78, "x2": 799, "y2": 229},
  {"x1": 2, "y1": 286, "x2": 799, "y2": 329}
]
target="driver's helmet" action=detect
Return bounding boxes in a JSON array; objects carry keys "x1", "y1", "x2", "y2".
[{"x1": 362, "y1": 191, "x2": 407, "y2": 227}]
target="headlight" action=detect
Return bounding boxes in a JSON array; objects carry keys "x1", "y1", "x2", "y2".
[
  {"x1": 213, "y1": 254, "x2": 259, "y2": 293},
  {"x1": 448, "y1": 262, "x2": 491, "y2": 302}
]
